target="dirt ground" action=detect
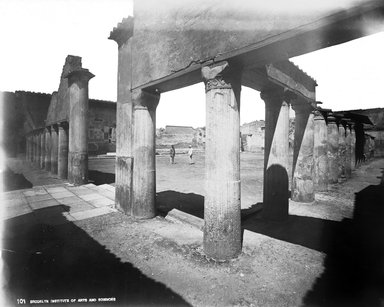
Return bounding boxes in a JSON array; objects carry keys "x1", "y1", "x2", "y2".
[{"x1": 3, "y1": 154, "x2": 384, "y2": 306}]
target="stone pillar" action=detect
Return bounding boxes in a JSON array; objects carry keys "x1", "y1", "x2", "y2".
[
  {"x1": 51, "y1": 124, "x2": 59, "y2": 175},
  {"x1": 109, "y1": 17, "x2": 134, "y2": 214},
  {"x1": 65, "y1": 68, "x2": 94, "y2": 185},
  {"x1": 32, "y1": 134, "x2": 36, "y2": 163},
  {"x1": 36, "y1": 132, "x2": 41, "y2": 167},
  {"x1": 313, "y1": 110, "x2": 328, "y2": 191},
  {"x1": 26, "y1": 136, "x2": 30, "y2": 162},
  {"x1": 202, "y1": 61, "x2": 242, "y2": 260},
  {"x1": 327, "y1": 113, "x2": 339, "y2": 184},
  {"x1": 131, "y1": 89, "x2": 159, "y2": 219},
  {"x1": 44, "y1": 127, "x2": 51, "y2": 171},
  {"x1": 345, "y1": 122, "x2": 352, "y2": 178},
  {"x1": 40, "y1": 129, "x2": 45, "y2": 169},
  {"x1": 260, "y1": 88, "x2": 290, "y2": 220},
  {"x1": 58, "y1": 122, "x2": 69, "y2": 179},
  {"x1": 338, "y1": 122, "x2": 347, "y2": 182},
  {"x1": 351, "y1": 123, "x2": 356, "y2": 171},
  {"x1": 291, "y1": 103, "x2": 314, "y2": 202}
]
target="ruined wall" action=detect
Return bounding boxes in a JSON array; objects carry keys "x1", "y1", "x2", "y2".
[
  {"x1": 240, "y1": 121, "x2": 265, "y2": 151},
  {"x1": 156, "y1": 126, "x2": 205, "y2": 148},
  {"x1": 88, "y1": 100, "x2": 117, "y2": 155}
]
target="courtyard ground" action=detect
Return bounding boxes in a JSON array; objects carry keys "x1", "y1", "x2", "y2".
[{"x1": 2, "y1": 153, "x2": 384, "y2": 306}]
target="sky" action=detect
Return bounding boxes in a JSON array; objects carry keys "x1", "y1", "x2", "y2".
[{"x1": 0, "y1": 0, "x2": 383, "y2": 129}]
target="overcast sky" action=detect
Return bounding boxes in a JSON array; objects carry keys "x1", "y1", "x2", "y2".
[{"x1": 0, "y1": 0, "x2": 383, "y2": 128}]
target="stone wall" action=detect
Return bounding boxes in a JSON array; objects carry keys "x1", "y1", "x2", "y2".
[{"x1": 156, "y1": 126, "x2": 205, "y2": 149}]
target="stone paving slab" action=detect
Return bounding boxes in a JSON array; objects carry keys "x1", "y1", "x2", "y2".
[
  {"x1": 29, "y1": 198, "x2": 61, "y2": 210},
  {"x1": 50, "y1": 190, "x2": 76, "y2": 199},
  {"x1": 70, "y1": 207, "x2": 117, "y2": 221},
  {"x1": 2, "y1": 183, "x2": 117, "y2": 224}
]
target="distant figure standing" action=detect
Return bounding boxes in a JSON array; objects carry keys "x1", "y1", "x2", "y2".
[
  {"x1": 188, "y1": 145, "x2": 193, "y2": 164},
  {"x1": 169, "y1": 145, "x2": 176, "y2": 164}
]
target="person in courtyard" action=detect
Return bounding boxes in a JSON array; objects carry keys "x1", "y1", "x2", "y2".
[
  {"x1": 188, "y1": 145, "x2": 194, "y2": 164},
  {"x1": 169, "y1": 145, "x2": 176, "y2": 164}
]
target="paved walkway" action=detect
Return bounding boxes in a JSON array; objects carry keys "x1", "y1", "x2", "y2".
[{"x1": 2, "y1": 183, "x2": 117, "y2": 225}]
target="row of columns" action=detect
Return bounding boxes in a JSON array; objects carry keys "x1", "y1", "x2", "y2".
[
  {"x1": 26, "y1": 124, "x2": 68, "y2": 179},
  {"x1": 110, "y1": 20, "x2": 365, "y2": 261},
  {"x1": 25, "y1": 68, "x2": 93, "y2": 186}
]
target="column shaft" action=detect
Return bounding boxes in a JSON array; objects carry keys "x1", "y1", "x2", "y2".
[
  {"x1": 292, "y1": 105, "x2": 314, "y2": 202},
  {"x1": 345, "y1": 124, "x2": 352, "y2": 178},
  {"x1": 132, "y1": 90, "x2": 159, "y2": 219},
  {"x1": 351, "y1": 124, "x2": 356, "y2": 171},
  {"x1": 261, "y1": 89, "x2": 290, "y2": 220},
  {"x1": 45, "y1": 127, "x2": 51, "y2": 171},
  {"x1": 40, "y1": 130, "x2": 45, "y2": 169},
  {"x1": 327, "y1": 115, "x2": 339, "y2": 184},
  {"x1": 58, "y1": 123, "x2": 69, "y2": 179},
  {"x1": 66, "y1": 69, "x2": 94, "y2": 185},
  {"x1": 338, "y1": 124, "x2": 347, "y2": 181},
  {"x1": 202, "y1": 62, "x2": 242, "y2": 260},
  {"x1": 51, "y1": 125, "x2": 59, "y2": 174},
  {"x1": 36, "y1": 133, "x2": 41, "y2": 167},
  {"x1": 112, "y1": 29, "x2": 134, "y2": 214},
  {"x1": 313, "y1": 111, "x2": 328, "y2": 191}
]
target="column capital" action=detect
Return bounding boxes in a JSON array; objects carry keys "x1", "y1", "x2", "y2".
[
  {"x1": 108, "y1": 17, "x2": 134, "y2": 48},
  {"x1": 132, "y1": 89, "x2": 160, "y2": 111},
  {"x1": 201, "y1": 61, "x2": 242, "y2": 93},
  {"x1": 291, "y1": 101, "x2": 313, "y2": 114},
  {"x1": 64, "y1": 68, "x2": 95, "y2": 86},
  {"x1": 45, "y1": 126, "x2": 51, "y2": 132},
  {"x1": 313, "y1": 109, "x2": 325, "y2": 121},
  {"x1": 327, "y1": 113, "x2": 337, "y2": 124}
]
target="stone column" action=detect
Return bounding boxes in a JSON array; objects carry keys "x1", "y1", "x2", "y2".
[
  {"x1": 65, "y1": 68, "x2": 94, "y2": 185},
  {"x1": 345, "y1": 122, "x2": 352, "y2": 178},
  {"x1": 58, "y1": 122, "x2": 69, "y2": 179},
  {"x1": 313, "y1": 110, "x2": 328, "y2": 191},
  {"x1": 109, "y1": 17, "x2": 134, "y2": 214},
  {"x1": 44, "y1": 127, "x2": 51, "y2": 172},
  {"x1": 351, "y1": 123, "x2": 356, "y2": 171},
  {"x1": 36, "y1": 132, "x2": 41, "y2": 167},
  {"x1": 291, "y1": 103, "x2": 314, "y2": 202},
  {"x1": 338, "y1": 122, "x2": 347, "y2": 182},
  {"x1": 51, "y1": 124, "x2": 59, "y2": 175},
  {"x1": 40, "y1": 129, "x2": 45, "y2": 169},
  {"x1": 26, "y1": 136, "x2": 30, "y2": 162},
  {"x1": 327, "y1": 113, "x2": 339, "y2": 184},
  {"x1": 202, "y1": 61, "x2": 242, "y2": 260},
  {"x1": 131, "y1": 89, "x2": 159, "y2": 219},
  {"x1": 260, "y1": 88, "x2": 290, "y2": 220},
  {"x1": 32, "y1": 133, "x2": 36, "y2": 163}
]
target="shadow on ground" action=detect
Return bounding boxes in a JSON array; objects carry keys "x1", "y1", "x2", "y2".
[
  {"x1": 2, "y1": 167, "x2": 33, "y2": 191},
  {"x1": 156, "y1": 190, "x2": 204, "y2": 218},
  {"x1": 88, "y1": 170, "x2": 115, "y2": 185},
  {"x1": 2, "y1": 205, "x2": 190, "y2": 306}
]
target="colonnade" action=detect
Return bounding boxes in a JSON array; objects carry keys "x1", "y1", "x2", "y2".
[
  {"x1": 25, "y1": 69, "x2": 93, "y2": 186},
  {"x1": 109, "y1": 18, "x2": 370, "y2": 261}
]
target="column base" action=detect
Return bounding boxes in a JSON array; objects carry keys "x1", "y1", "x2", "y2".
[
  {"x1": 68, "y1": 152, "x2": 88, "y2": 185},
  {"x1": 291, "y1": 178, "x2": 314, "y2": 203}
]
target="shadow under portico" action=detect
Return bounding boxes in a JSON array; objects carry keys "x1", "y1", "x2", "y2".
[{"x1": 2, "y1": 205, "x2": 190, "y2": 306}]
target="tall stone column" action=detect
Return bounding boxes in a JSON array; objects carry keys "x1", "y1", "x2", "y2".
[
  {"x1": 36, "y1": 132, "x2": 41, "y2": 167},
  {"x1": 51, "y1": 124, "x2": 59, "y2": 174},
  {"x1": 32, "y1": 134, "x2": 36, "y2": 163},
  {"x1": 40, "y1": 129, "x2": 45, "y2": 169},
  {"x1": 351, "y1": 123, "x2": 356, "y2": 171},
  {"x1": 202, "y1": 61, "x2": 242, "y2": 260},
  {"x1": 131, "y1": 89, "x2": 159, "y2": 219},
  {"x1": 65, "y1": 68, "x2": 94, "y2": 185},
  {"x1": 313, "y1": 110, "x2": 328, "y2": 191},
  {"x1": 291, "y1": 103, "x2": 314, "y2": 202},
  {"x1": 327, "y1": 113, "x2": 339, "y2": 184},
  {"x1": 58, "y1": 122, "x2": 69, "y2": 179},
  {"x1": 26, "y1": 136, "x2": 30, "y2": 161},
  {"x1": 338, "y1": 122, "x2": 347, "y2": 182},
  {"x1": 109, "y1": 17, "x2": 134, "y2": 214},
  {"x1": 345, "y1": 121, "x2": 352, "y2": 178},
  {"x1": 260, "y1": 88, "x2": 290, "y2": 220},
  {"x1": 44, "y1": 127, "x2": 51, "y2": 171}
]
